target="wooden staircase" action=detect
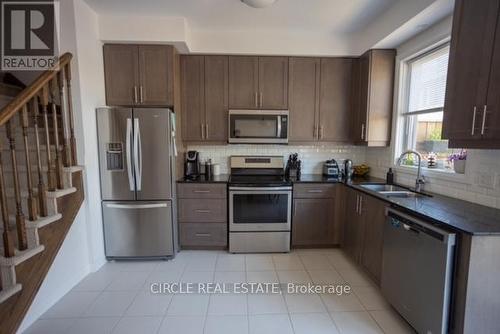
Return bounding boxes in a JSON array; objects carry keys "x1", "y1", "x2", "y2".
[{"x1": 0, "y1": 54, "x2": 85, "y2": 334}]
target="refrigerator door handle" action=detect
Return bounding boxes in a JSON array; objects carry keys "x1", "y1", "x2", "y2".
[
  {"x1": 105, "y1": 203, "x2": 168, "y2": 209},
  {"x1": 126, "y1": 118, "x2": 134, "y2": 191},
  {"x1": 133, "y1": 118, "x2": 143, "y2": 191}
]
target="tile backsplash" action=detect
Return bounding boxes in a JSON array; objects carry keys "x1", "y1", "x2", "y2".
[{"x1": 186, "y1": 144, "x2": 367, "y2": 174}]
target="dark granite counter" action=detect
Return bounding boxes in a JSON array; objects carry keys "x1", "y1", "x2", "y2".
[
  {"x1": 345, "y1": 177, "x2": 500, "y2": 236},
  {"x1": 177, "y1": 174, "x2": 230, "y2": 183}
]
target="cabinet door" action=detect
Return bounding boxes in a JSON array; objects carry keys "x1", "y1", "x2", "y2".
[
  {"x1": 292, "y1": 198, "x2": 335, "y2": 246},
  {"x1": 288, "y1": 57, "x2": 320, "y2": 142},
  {"x1": 205, "y1": 56, "x2": 229, "y2": 142},
  {"x1": 138, "y1": 45, "x2": 173, "y2": 106},
  {"x1": 103, "y1": 44, "x2": 138, "y2": 106},
  {"x1": 483, "y1": 6, "x2": 500, "y2": 141},
  {"x1": 181, "y1": 56, "x2": 205, "y2": 141},
  {"x1": 350, "y1": 58, "x2": 363, "y2": 142},
  {"x1": 258, "y1": 57, "x2": 289, "y2": 109},
  {"x1": 228, "y1": 56, "x2": 259, "y2": 109},
  {"x1": 319, "y1": 58, "x2": 353, "y2": 142},
  {"x1": 443, "y1": 0, "x2": 499, "y2": 140},
  {"x1": 343, "y1": 189, "x2": 363, "y2": 261},
  {"x1": 360, "y1": 195, "x2": 387, "y2": 284}
]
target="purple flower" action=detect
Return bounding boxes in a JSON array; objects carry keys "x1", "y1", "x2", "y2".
[{"x1": 448, "y1": 150, "x2": 467, "y2": 161}]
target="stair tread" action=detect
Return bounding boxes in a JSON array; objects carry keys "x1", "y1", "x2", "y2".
[
  {"x1": 4, "y1": 186, "x2": 77, "y2": 198},
  {"x1": 0, "y1": 245, "x2": 44, "y2": 266},
  {"x1": 0, "y1": 284, "x2": 22, "y2": 304}
]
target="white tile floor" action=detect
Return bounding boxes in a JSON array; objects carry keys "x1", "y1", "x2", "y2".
[{"x1": 24, "y1": 249, "x2": 415, "y2": 334}]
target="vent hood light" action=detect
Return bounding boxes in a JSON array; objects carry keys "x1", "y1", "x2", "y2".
[{"x1": 241, "y1": 0, "x2": 278, "y2": 8}]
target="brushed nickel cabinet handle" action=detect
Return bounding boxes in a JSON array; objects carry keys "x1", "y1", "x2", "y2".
[
  {"x1": 481, "y1": 105, "x2": 488, "y2": 135},
  {"x1": 471, "y1": 106, "x2": 477, "y2": 136},
  {"x1": 133, "y1": 86, "x2": 138, "y2": 104},
  {"x1": 254, "y1": 92, "x2": 258, "y2": 107},
  {"x1": 355, "y1": 195, "x2": 360, "y2": 214},
  {"x1": 195, "y1": 209, "x2": 211, "y2": 213},
  {"x1": 307, "y1": 189, "x2": 323, "y2": 193},
  {"x1": 259, "y1": 92, "x2": 263, "y2": 108},
  {"x1": 194, "y1": 190, "x2": 210, "y2": 193},
  {"x1": 313, "y1": 126, "x2": 317, "y2": 139},
  {"x1": 359, "y1": 196, "x2": 363, "y2": 214},
  {"x1": 361, "y1": 124, "x2": 365, "y2": 140},
  {"x1": 201, "y1": 123, "x2": 205, "y2": 139},
  {"x1": 206, "y1": 123, "x2": 209, "y2": 139},
  {"x1": 320, "y1": 125, "x2": 324, "y2": 139},
  {"x1": 139, "y1": 86, "x2": 144, "y2": 103},
  {"x1": 195, "y1": 233, "x2": 211, "y2": 237}
]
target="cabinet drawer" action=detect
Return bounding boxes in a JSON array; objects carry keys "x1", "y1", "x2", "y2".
[
  {"x1": 293, "y1": 183, "x2": 336, "y2": 198},
  {"x1": 178, "y1": 199, "x2": 227, "y2": 223},
  {"x1": 180, "y1": 223, "x2": 227, "y2": 247},
  {"x1": 177, "y1": 183, "x2": 227, "y2": 199}
]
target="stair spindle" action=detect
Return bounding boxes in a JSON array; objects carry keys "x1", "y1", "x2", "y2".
[
  {"x1": 21, "y1": 104, "x2": 38, "y2": 221},
  {"x1": 6, "y1": 120, "x2": 27, "y2": 251},
  {"x1": 57, "y1": 68, "x2": 71, "y2": 167},
  {"x1": 65, "y1": 63, "x2": 77, "y2": 166},
  {"x1": 40, "y1": 86, "x2": 56, "y2": 192},
  {"x1": 49, "y1": 78, "x2": 64, "y2": 189},
  {"x1": 31, "y1": 98, "x2": 48, "y2": 217},
  {"x1": 0, "y1": 147, "x2": 14, "y2": 257}
]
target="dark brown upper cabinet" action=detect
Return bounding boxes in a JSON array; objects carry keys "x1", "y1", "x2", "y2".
[
  {"x1": 443, "y1": 0, "x2": 500, "y2": 148},
  {"x1": 351, "y1": 49, "x2": 396, "y2": 147},
  {"x1": 103, "y1": 44, "x2": 175, "y2": 107},
  {"x1": 288, "y1": 57, "x2": 320, "y2": 142},
  {"x1": 181, "y1": 55, "x2": 229, "y2": 142},
  {"x1": 288, "y1": 57, "x2": 353, "y2": 143},
  {"x1": 319, "y1": 58, "x2": 353, "y2": 142},
  {"x1": 228, "y1": 56, "x2": 288, "y2": 109}
]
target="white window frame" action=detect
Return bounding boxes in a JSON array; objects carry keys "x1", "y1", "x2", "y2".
[{"x1": 392, "y1": 36, "x2": 469, "y2": 182}]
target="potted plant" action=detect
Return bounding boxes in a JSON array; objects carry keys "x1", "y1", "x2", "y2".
[{"x1": 448, "y1": 150, "x2": 467, "y2": 174}]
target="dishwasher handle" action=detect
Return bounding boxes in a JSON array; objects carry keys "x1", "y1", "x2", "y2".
[{"x1": 387, "y1": 208, "x2": 455, "y2": 245}]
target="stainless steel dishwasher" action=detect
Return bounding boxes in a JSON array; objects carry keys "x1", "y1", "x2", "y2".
[{"x1": 381, "y1": 208, "x2": 456, "y2": 334}]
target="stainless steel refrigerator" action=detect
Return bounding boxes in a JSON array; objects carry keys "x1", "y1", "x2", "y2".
[{"x1": 96, "y1": 107, "x2": 178, "y2": 259}]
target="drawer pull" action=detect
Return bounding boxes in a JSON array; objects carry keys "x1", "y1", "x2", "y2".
[
  {"x1": 195, "y1": 233, "x2": 212, "y2": 237},
  {"x1": 307, "y1": 190, "x2": 323, "y2": 193},
  {"x1": 195, "y1": 209, "x2": 211, "y2": 213},
  {"x1": 193, "y1": 190, "x2": 211, "y2": 193}
]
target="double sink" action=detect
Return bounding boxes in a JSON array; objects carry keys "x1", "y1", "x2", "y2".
[{"x1": 359, "y1": 183, "x2": 430, "y2": 198}]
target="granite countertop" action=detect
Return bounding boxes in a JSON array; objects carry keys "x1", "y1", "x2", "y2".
[
  {"x1": 176, "y1": 173, "x2": 500, "y2": 235},
  {"x1": 177, "y1": 174, "x2": 230, "y2": 183},
  {"x1": 346, "y1": 177, "x2": 500, "y2": 236}
]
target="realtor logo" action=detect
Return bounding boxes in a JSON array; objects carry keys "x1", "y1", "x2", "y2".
[{"x1": 1, "y1": 1, "x2": 59, "y2": 70}]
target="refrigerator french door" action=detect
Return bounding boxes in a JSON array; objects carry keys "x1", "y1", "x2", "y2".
[{"x1": 97, "y1": 107, "x2": 176, "y2": 259}]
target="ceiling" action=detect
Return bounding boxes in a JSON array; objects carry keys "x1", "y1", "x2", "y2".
[
  {"x1": 84, "y1": 0, "x2": 454, "y2": 55},
  {"x1": 85, "y1": 0, "x2": 397, "y2": 34}
]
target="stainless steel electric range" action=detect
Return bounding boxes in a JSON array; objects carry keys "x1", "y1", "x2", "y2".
[{"x1": 228, "y1": 156, "x2": 292, "y2": 253}]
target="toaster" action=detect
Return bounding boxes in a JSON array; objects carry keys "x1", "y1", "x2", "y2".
[{"x1": 323, "y1": 159, "x2": 340, "y2": 177}]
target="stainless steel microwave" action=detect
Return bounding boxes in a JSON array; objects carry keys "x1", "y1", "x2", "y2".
[{"x1": 228, "y1": 110, "x2": 289, "y2": 144}]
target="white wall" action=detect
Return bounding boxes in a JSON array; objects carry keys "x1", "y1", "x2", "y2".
[
  {"x1": 365, "y1": 16, "x2": 500, "y2": 210},
  {"x1": 19, "y1": 0, "x2": 106, "y2": 331},
  {"x1": 187, "y1": 144, "x2": 366, "y2": 175}
]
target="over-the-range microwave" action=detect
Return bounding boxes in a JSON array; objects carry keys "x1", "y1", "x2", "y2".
[{"x1": 228, "y1": 110, "x2": 289, "y2": 144}]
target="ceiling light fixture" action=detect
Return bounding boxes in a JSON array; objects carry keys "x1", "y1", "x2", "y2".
[{"x1": 241, "y1": 0, "x2": 278, "y2": 9}]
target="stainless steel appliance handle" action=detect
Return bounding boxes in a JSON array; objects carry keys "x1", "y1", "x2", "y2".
[
  {"x1": 105, "y1": 203, "x2": 167, "y2": 209},
  {"x1": 229, "y1": 186, "x2": 292, "y2": 191},
  {"x1": 126, "y1": 118, "x2": 134, "y2": 191},
  {"x1": 277, "y1": 116, "x2": 282, "y2": 138},
  {"x1": 471, "y1": 106, "x2": 477, "y2": 135},
  {"x1": 133, "y1": 118, "x2": 142, "y2": 191}
]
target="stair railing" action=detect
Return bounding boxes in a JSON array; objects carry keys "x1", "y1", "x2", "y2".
[{"x1": 0, "y1": 52, "x2": 76, "y2": 257}]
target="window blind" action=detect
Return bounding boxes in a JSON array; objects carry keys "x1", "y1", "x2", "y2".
[{"x1": 407, "y1": 45, "x2": 450, "y2": 114}]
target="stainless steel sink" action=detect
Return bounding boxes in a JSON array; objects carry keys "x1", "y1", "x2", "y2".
[{"x1": 360, "y1": 184, "x2": 423, "y2": 198}]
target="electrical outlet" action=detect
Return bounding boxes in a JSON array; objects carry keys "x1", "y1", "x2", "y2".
[{"x1": 474, "y1": 172, "x2": 495, "y2": 189}]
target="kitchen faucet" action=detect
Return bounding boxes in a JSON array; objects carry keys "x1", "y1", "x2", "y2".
[{"x1": 397, "y1": 150, "x2": 425, "y2": 192}]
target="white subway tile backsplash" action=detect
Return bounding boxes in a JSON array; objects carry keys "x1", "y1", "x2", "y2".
[{"x1": 186, "y1": 144, "x2": 367, "y2": 175}]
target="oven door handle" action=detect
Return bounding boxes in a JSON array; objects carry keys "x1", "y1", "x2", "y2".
[{"x1": 229, "y1": 186, "x2": 292, "y2": 191}]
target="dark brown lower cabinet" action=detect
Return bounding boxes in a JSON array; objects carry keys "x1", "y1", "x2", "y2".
[
  {"x1": 292, "y1": 184, "x2": 338, "y2": 247},
  {"x1": 343, "y1": 187, "x2": 387, "y2": 284}
]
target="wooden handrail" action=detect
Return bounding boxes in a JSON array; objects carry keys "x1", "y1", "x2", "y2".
[{"x1": 0, "y1": 52, "x2": 72, "y2": 126}]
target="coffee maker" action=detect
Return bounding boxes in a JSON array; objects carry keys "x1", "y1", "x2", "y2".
[{"x1": 184, "y1": 151, "x2": 200, "y2": 179}]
